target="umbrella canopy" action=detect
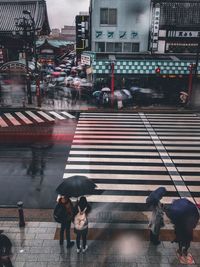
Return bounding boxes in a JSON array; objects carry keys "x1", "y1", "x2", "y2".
[
  {"x1": 56, "y1": 175, "x2": 97, "y2": 197},
  {"x1": 52, "y1": 72, "x2": 61, "y2": 77},
  {"x1": 166, "y1": 198, "x2": 199, "y2": 228},
  {"x1": 55, "y1": 67, "x2": 62, "y2": 71},
  {"x1": 146, "y1": 187, "x2": 166, "y2": 206},
  {"x1": 101, "y1": 87, "x2": 111, "y2": 92}
]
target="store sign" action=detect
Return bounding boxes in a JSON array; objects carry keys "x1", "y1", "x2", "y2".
[
  {"x1": 168, "y1": 31, "x2": 200, "y2": 38},
  {"x1": 119, "y1": 31, "x2": 127, "y2": 39},
  {"x1": 151, "y1": 4, "x2": 160, "y2": 51},
  {"x1": 0, "y1": 49, "x2": 4, "y2": 64},
  {"x1": 96, "y1": 31, "x2": 103, "y2": 38},
  {"x1": 108, "y1": 31, "x2": 114, "y2": 38},
  {"x1": 81, "y1": 55, "x2": 91, "y2": 66}
]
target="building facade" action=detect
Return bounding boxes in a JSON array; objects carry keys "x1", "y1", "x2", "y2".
[
  {"x1": 90, "y1": 0, "x2": 151, "y2": 53},
  {"x1": 149, "y1": 0, "x2": 200, "y2": 53}
]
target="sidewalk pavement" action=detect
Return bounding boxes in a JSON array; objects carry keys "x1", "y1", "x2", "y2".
[{"x1": 1, "y1": 220, "x2": 200, "y2": 267}]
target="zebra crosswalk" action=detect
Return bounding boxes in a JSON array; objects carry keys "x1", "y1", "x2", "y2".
[
  {"x1": 63, "y1": 112, "x2": 200, "y2": 211},
  {"x1": 0, "y1": 110, "x2": 75, "y2": 128}
]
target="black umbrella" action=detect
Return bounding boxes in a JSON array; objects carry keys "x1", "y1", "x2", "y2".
[
  {"x1": 146, "y1": 187, "x2": 166, "y2": 206},
  {"x1": 166, "y1": 198, "x2": 199, "y2": 228},
  {"x1": 56, "y1": 175, "x2": 97, "y2": 197}
]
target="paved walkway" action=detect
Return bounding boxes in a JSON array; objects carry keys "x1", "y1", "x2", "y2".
[{"x1": 1, "y1": 221, "x2": 200, "y2": 267}]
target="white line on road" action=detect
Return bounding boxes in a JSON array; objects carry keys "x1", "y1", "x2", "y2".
[
  {"x1": 0, "y1": 117, "x2": 8, "y2": 127},
  {"x1": 25, "y1": 111, "x2": 44, "y2": 123},
  {"x1": 15, "y1": 112, "x2": 33, "y2": 124},
  {"x1": 4, "y1": 113, "x2": 21, "y2": 126},
  {"x1": 49, "y1": 111, "x2": 66, "y2": 120},
  {"x1": 37, "y1": 111, "x2": 55, "y2": 121}
]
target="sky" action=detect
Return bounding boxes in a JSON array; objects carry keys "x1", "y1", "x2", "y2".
[{"x1": 46, "y1": 0, "x2": 90, "y2": 29}]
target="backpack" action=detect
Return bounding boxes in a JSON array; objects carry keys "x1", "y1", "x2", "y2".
[
  {"x1": 74, "y1": 206, "x2": 88, "y2": 230},
  {"x1": 0, "y1": 233, "x2": 12, "y2": 256},
  {"x1": 53, "y1": 203, "x2": 65, "y2": 223}
]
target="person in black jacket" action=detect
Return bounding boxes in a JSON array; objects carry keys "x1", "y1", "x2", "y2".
[
  {"x1": 73, "y1": 197, "x2": 91, "y2": 253},
  {"x1": 58, "y1": 196, "x2": 74, "y2": 248},
  {"x1": 0, "y1": 230, "x2": 13, "y2": 267}
]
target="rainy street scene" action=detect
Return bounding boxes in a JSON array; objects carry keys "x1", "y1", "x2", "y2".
[{"x1": 1, "y1": 0, "x2": 200, "y2": 266}]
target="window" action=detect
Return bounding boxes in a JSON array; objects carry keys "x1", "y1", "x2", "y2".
[
  {"x1": 95, "y1": 42, "x2": 105, "y2": 52},
  {"x1": 100, "y1": 8, "x2": 117, "y2": 25},
  {"x1": 106, "y1": 42, "x2": 122, "y2": 52},
  {"x1": 132, "y1": 43, "x2": 140, "y2": 52},
  {"x1": 124, "y1": 43, "x2": 132, "y2": 53}
]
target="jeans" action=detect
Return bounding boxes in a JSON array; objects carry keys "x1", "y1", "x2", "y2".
[
  {"x1": 60, "y1": 220, "x2": 71, "y2": 245},
  {"x1": 75, "y1": 228, "x2": 88, "y2": 249}
]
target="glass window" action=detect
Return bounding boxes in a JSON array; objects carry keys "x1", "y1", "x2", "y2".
[
  {"x1": 109, "y1": 9, "x2": 117, "y2": 25},
  {"x1": 95, "y1": 42, "x2": 105, "y2": 52},
  {"x1": 106, "y1": 42, "x2": 114, "y2": 52},
  {"x1": 100, "y1": 8, "x2": 117, "y2": 25},
  {"x1": 114, "y1": 43, "x2": 122, "y2": 52},
  {"x1": 132, "y1": 43, "x2": 140, "y2": 52},
  {"x1": 100, "y1": 8, "x2": 108, "y2": 24},
  {"x1": 124, "y1": 43, "x2": 132, "y2": 52}
]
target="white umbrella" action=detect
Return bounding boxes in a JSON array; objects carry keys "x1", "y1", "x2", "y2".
[{"x1": 101, "y1": 87, "x2": 111, "y2": 92}]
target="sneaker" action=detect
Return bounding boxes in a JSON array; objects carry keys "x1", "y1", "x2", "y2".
[
  {"x1": 77, "y1": 248, "x2": 81, "y2": 253},
  {"x1": 67, "y1": 241, "x2": 74, "y2": 248},
  {"x1": 82, "y1": 245, "x2": 88, "y2": 253}
]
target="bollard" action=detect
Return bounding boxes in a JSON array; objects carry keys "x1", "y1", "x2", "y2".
[{"x1": 17, "y1": 201, "x2": 25, "y2": 227}]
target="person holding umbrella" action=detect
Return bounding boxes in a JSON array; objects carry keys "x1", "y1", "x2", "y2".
[
  {"x1": 73, "y1": 196, "x2": 91, "y2": 253},
  {"x1": 56, "y1": 196, "x2": 74, "y2": 248},
  {"x1": 165, "y1": 198, "x2": 199, "y2": 261},
  {"x1": 146, "y1": 187, "x2": 166, "y2": 245}
]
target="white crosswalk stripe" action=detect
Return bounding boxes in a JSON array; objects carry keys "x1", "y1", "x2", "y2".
[
  {"x1": 15, "y1": 112, "x2": 33, "y2": 124},
  {"x1": 0, "y1": 110, "x2": 74, "y2": 127},
  {"x1": 63, "y1": 112, "x2": 200, "y2": 210},
  {"x1": 4, "y1": 113, "x2": 21, "y2": 126}
]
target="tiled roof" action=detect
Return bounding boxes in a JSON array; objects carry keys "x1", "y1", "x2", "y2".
[
  {"x1": 0, "y1": 0, "x2": 50, "y2": 34},
  {"x1": 36, "y1": 39, "x2": 75, "y2": 48}
]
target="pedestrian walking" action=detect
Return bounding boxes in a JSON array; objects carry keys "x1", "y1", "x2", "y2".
[
  {"x1": 54, "y1": 196, "x2": 74, "y2": 248},
  {"x1": 0, "y1": 230, "x2": 13, "y2": 267},
  {"x1": 165, "y1": 198, "x2": 199, "y2": 263},
  {"x1": 148, "y1": 201, "x2": 164, "y2": 245},
  {"x1": 73, "y1": 196, "x2": 91, "y2": 253},
  {"x1": 173, "y1": 222, "x2": 193, "y2": 257}
]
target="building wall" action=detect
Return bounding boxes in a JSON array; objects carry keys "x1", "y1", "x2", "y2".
[{"x1": 90, "y1": 0, "x2": 151, "y2": 53}]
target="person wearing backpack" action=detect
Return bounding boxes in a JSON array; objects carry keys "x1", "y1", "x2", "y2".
[
  {"x1": 0, "y1": 230, "x2": 13, "y2": 267},
  {"x1": 73, "y1": 197, "x2": 91, "y2": 253},
  {"x1": 54, "y1": 196, "x2": 74, "y2": 248}
]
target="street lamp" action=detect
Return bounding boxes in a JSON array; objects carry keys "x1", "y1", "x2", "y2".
[
  {"x1": 23, "y1": 10, "x2": 41, "y2": 107},
  {"x1": 14, "y1": 16, "x2": 33, "y2": 105}
]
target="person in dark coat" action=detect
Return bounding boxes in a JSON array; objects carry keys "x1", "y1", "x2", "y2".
[
  {"x1": 58, "y1": 196, "x2": 74, "y2": 248},
  {"x1": 0, "y1": 230, "x2": 13, "y2": 267},
  {"x1": 73, "y1": 197, "x2": 91, "y2": 253},
  {"x1": 173, "y1": 219, "x2": 193, "y2": 256}
]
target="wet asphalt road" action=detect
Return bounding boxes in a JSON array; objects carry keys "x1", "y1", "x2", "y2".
[{"x1": 0, "y1": 114, "x2": 78, "y2": 208}]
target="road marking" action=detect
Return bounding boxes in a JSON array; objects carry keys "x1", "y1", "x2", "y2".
[
  {"x1": 73, "y1": 140, "x2": 153, "y2": 144},
  {"x1": 139, "y1": 112, "x2": 194, "y2": 201},
  {"x1": 25, "y1": 111, "x2": 44, "y2": 123},
  {"x1": 96, "y1": 184, "x2": 177, "y2": 191},
  {"x1": 70, "y1": 150, "x2": 159, "y2": 156},
  {"x1": 37, "y1": 111, "x2": 55, "y2": 121},
  {"x1": 74, "y1": 135, "x2": 152, "y2": 140},
  {"x1": 61, "y1": 111, "x2": 75, "y2": 119},
  {"x1": 15, "y1": 112, "x2": 33, "y2": 124},
  {"x1": 68, "y1": 157, "x2": 163, "y2": 163},
  {"x1": 49, "y1": 111, "x2": 66, "y2": 120},
  {"x1": 65, "y1": 164, "x2": 167, "y2": 171},
  {"x1": 4, "y1": 113, "x2": 21, "y2": 126},
  {"x1": 63, "y1": 173, "x2": 171, "y2": 180},
  {"x1": 0, "y1": 117, "x2": 8, "y2": 127}
]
